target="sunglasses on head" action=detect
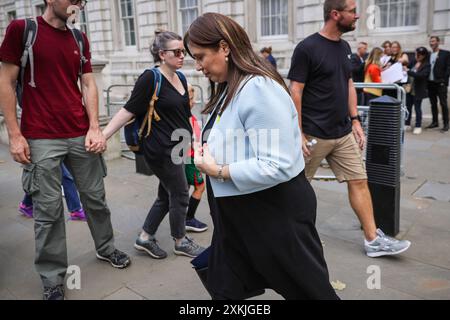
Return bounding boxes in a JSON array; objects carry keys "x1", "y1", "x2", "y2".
[{"x1": 163, "y1": 48, "x2": 187, "y2": 58}]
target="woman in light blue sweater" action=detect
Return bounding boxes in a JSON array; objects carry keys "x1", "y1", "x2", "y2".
[{"x1": 184, "y1": 13, "x2": 338, "y2": 300}]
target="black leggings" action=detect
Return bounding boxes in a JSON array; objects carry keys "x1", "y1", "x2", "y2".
[{"x1": 142, "y1": 152, "x2": 189, "y2": 239}]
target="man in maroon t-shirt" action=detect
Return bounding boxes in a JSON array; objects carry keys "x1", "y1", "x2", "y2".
[{"x1": 0, "y1": 0, "x2": 130, "y2": 300}]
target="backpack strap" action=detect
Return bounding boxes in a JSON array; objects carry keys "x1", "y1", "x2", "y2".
[
  {"x1": 69, "y1": 27, "x2": 87, "y2": 81},
  {"x1": 152, "y1": 67, "x2": 162, "y2": 96},
  {"x1": 139, "y1": 67, "x2": 162, "y2": 139},
  {"x1": 18, "y1": 18, "x2": 38, "y2": 106},
  {"x1": 176, "y1": 70, "x2": 187, "y2": 90}
]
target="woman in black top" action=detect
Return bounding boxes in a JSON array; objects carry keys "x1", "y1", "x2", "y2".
[
  {"x1": 103, "y1": 30, "x2": 205, "y2": 259},
  {"x1": 406, "y1": 47, "x2": 431, "y2": 134}
]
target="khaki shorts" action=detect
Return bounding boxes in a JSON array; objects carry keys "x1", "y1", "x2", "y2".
[{"x1": 305, "y1": 132, "x2": 367, "y2": 183}]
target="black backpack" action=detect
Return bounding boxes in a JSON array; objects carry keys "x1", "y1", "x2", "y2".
[{"x1": 17, "y1": 17, "x2": 87, "y2": 107}]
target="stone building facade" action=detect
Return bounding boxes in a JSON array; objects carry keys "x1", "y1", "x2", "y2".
[{"x1": 1, "y1": 0, "x2": 450, "y2": 99}]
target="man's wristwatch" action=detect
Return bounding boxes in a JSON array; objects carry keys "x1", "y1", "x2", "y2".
[
  {"x1": 217, "y1": 165, "x2": 225, "y2": 183},
  {"x1": 350, "y1": 115, "x2": 361, "y2": 123}
]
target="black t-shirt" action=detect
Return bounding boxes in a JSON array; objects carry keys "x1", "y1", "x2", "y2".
[
  {"x1": 288, "y1": 32, "x2": 353, "y2": 139},
  {"x1": 124, "y1": 69, "x2": 192, "y2": 157}
]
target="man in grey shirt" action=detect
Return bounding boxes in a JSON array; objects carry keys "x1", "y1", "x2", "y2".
[{"x1": 427, "y1": 36, "x2": 450, "y2": 132}]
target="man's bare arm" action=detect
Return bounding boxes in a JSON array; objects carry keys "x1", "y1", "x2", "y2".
[
  {"x1": 81, "y1": 72, "x2": 106, "y2": 153},
  {"x1": 0, "y1": 62, "x2": 31, "y2": 164},
  {"x1": 289, "y1": 80, "x2": 310, "y2": 156},
  {"x1": 349, "y1": 78, "x2": 365, "y2": 150}
]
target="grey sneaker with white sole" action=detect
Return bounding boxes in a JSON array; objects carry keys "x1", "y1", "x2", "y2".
[
  {"x1": 174, "y1": 236, "x2": 205, "y2": 258},
  {"x1": 134, "y1": 236, "x2": 168, "y2": 259},
  {"x1": 365, "y1": 229, "x2": 411, "y2": 258}
]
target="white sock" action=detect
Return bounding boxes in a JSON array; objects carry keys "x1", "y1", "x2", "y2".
[
  {"x1": 365, "y1": 236, "x2": 379, "y2": 246},
  {"x1": 140, "y1": 231, "x2": 150, "y2": 241}
]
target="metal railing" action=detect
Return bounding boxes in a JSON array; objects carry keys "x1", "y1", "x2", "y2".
[{"x1": 313, "y1": 83, "x2": 407, "y2": 181}]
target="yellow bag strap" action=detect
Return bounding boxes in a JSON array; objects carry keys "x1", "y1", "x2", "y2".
[{"x1": 138, "y1": 81, "x2": 160, "y2": 139}]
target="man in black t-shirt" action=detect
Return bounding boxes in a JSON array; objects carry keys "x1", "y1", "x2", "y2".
[{"x1": 288, "y1": 0, "x2": 411, "y2": 258}]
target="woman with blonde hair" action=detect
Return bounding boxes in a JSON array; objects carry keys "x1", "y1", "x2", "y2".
[
  {"x1": 390, "y1": 41, "x2": 409, "y2": 66},
  {"x1": 363, "y1": 47, "x2": 384, "y2": 103},
  {"x1": 385, "y1": 41, "x2": 410, "y2": 98},
  {"x1": 184, "y1": 12, "x2": 338, "y2": 300}
]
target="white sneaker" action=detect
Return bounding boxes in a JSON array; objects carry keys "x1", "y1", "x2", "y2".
[
  {"x1": 413, "y1": 127, "x2": 422, "y2": 135},
  {"x1": 405, "y1": 125, "x2": 412, "y2": 132}
]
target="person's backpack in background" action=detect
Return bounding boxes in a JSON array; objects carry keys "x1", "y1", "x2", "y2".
[
  {"x1": 17, "y1": 18, "x2": 86, "y2": 107},
  {"x1": 124, "y1": 68, "x2": 186, "y2": 154}
]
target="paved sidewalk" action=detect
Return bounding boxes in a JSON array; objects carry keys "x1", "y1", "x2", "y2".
[{"x1": 1, "y1": 127, "x2": 450, "y2": 300}]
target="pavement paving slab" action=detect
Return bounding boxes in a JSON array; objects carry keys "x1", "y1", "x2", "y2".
[{"x1": 1, "y1": 125, "x2": 450, "y2": 300}]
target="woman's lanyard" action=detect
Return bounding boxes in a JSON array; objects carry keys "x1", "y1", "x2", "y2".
[{"x1": 210, "y1": 88, "x2": 228, "y2": 125}]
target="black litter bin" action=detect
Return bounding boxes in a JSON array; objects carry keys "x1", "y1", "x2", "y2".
[{"x1": 366, "y1": 95, "x2": 402, "y2": 236}]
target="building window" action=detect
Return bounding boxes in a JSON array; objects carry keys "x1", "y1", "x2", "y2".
[
  {"x1": 79, "y1": 9, "x2": 89, "y2": 35},
  {"x1": 7, "y1": 11, "x2": 17, "y2": 22},
  {"x1": 179, "y1": 0, "x2": 198, "y2": 35},
  {"x1": 119, "y1": 0, "x2": 136, "y2": 46},
  {"x1": 260, "y1": 0, "x2": 288, "y2": 37},
  {"x1": 375, "y1": 0, "x2": 419, "y2": 28}
]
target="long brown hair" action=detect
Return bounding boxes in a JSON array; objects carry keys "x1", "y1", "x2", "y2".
[
  {"x1": 365, "y1": 47, "x2": 383, "y2": 72},
  {"x1": 183, "y1": 12, "x2": 288, "y2": 114}
]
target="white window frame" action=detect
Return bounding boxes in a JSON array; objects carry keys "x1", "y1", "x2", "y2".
[
  {"x1": 257, "y1": 0, "x2": 289, "y2": 41},
  {"x1": 370, "y1": 0, "x2": 420, "y2": 33},
  {"x1": 178, "y1": 0, "x2": 199, "y2": 36},
  {"x1": 79, "y1": 9, "x2": 89, "y2": 36},
  {"x1": 118, "y1": 0, "x2": 137, "y2": 48}
]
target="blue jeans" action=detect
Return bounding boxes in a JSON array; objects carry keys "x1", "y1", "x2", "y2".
[
  {"x1": 22, "y1": 163, "x2": 82, "y2": 212},
  {"x1": 406, "y1": 97, "x2": 423, "y2": 127}
]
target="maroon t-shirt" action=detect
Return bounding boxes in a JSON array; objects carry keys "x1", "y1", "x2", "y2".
[{"x1": 0, "y1": 16, "x2": 92, "y2": 139}]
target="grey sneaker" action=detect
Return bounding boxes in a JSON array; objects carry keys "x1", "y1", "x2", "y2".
[
  {"x1": 365, "y1": 229, "x2": 411, "y2": 258},
  {"x1": 96, "y1": 248, "x2": 131, "y2": 268},
  {"x1": 174, "y1": 236, "x2": 205, "y2": 258},
  {"x1": 43, "y1": 285, "x2": 65, "y2": 300},
  {"x1": 134, "y1": 236, "x2": 167, "y2": 259}
]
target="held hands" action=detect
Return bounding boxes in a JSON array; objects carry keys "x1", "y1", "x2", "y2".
[
  {"x1": 85, "y1": 127, "x2": 107, "y2": 154},
  {"x1": 352, "y1": 120, "x2": 366, "y2": 150},
  {"x1": 193, "y1": 142, "x2": 218, "y2": 177},
  {"x1": 10, "y1": 134, "x2": 31, "y2": 164}
]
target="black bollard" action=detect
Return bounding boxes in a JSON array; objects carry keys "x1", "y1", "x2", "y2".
[{"x1": 366, "y1": 95, "x2": 402, "y2": 236}]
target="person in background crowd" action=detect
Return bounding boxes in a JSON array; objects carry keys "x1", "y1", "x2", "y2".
[
  {"x1": 363, "y1": 47, "x2": 383, "y2": 103},
  {"x1": 406, "y1": 47, "x2": 431, "y2": 135},
  {"x1": 383, "y1": 41, "x2": 409, "y2": 98},
  {"x1": 260, "y1": 47, "x2": 277, "y2": 69},
  {"x1": 185, "y1": 84, "x2": 208, "y2": 233},
  {"x1": 427, "y1": 36, "x2": 450, "y2": 132},
  {"x1": 390, "y1": 41, "x2": 410, "y2": 66},
  {"x1": 19, "y1": 163, "x2": 86, "y2": 221},
  {"x1": 380, "y1": 40, "x2": 392, "y2": 68},
  {"x1": 351, "y1": 41, "x2": 369, "y2": 105}
]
